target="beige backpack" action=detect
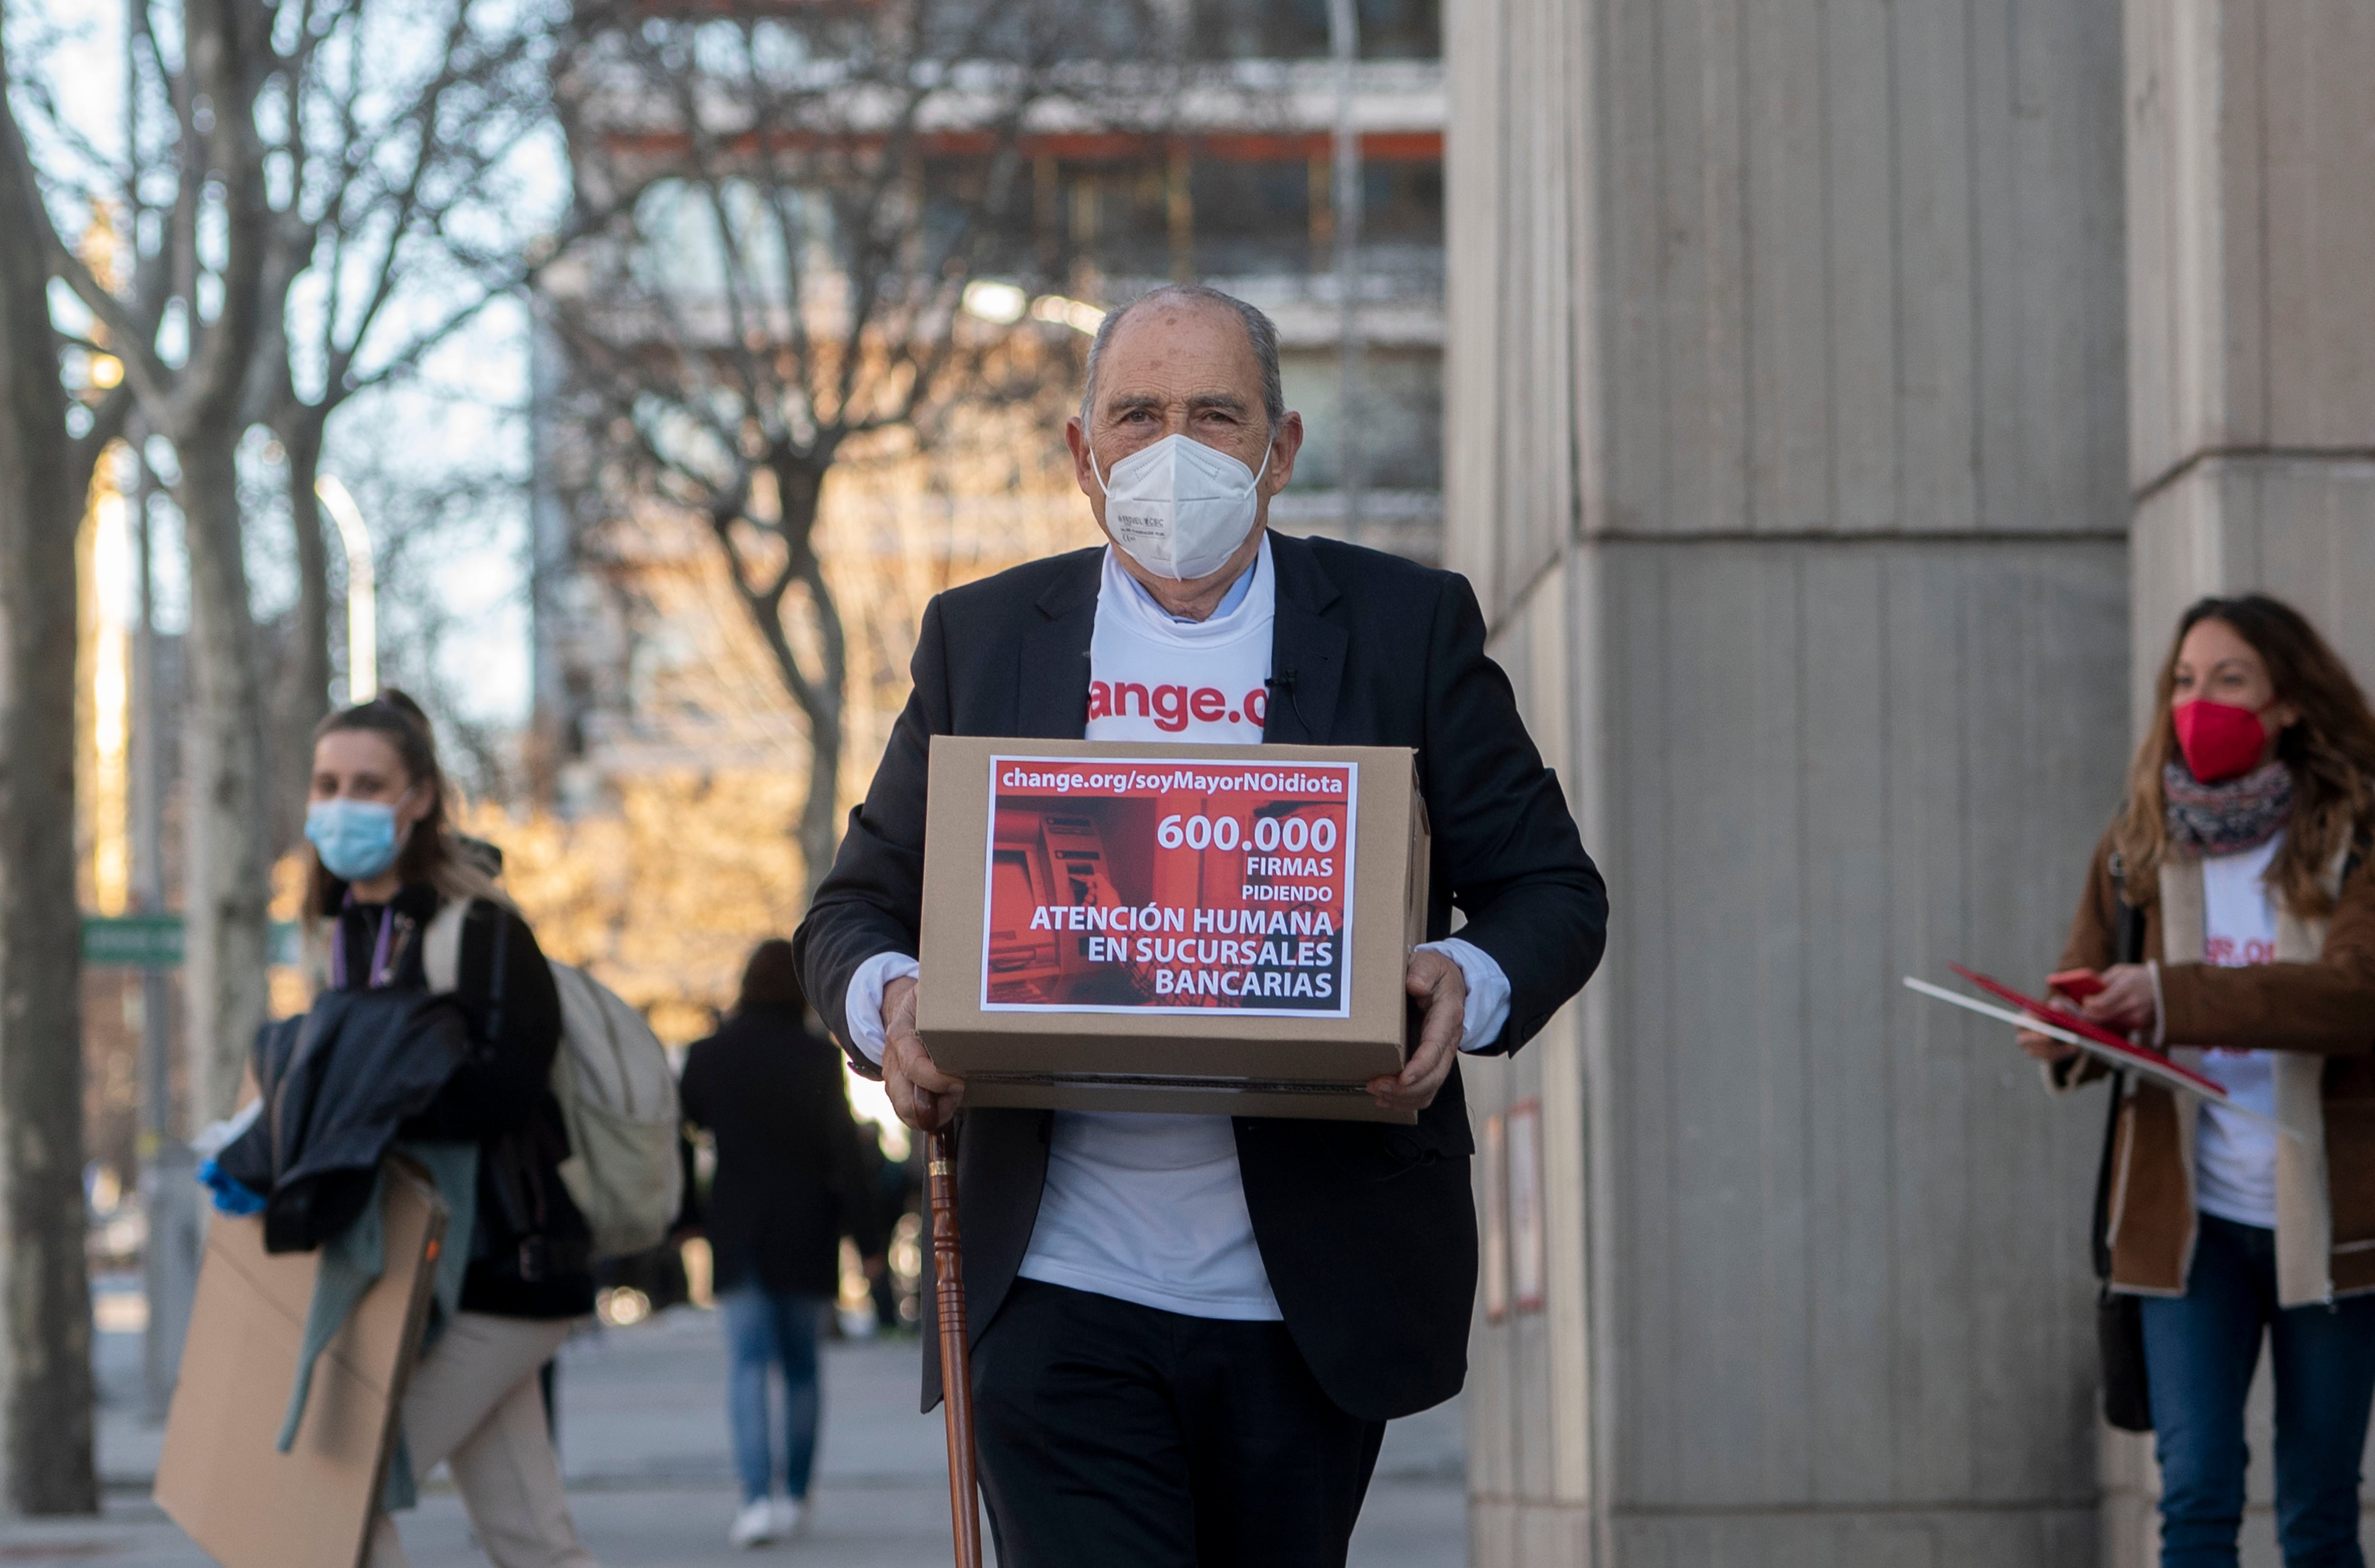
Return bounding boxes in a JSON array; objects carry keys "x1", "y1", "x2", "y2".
[{"x1": 425, "y1": 900, "x2": 682, "y2": 1260}]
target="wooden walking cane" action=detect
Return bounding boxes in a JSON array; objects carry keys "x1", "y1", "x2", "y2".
[{"x1": 929, "y1": 1124, "x2": 984, "y2": 1568}]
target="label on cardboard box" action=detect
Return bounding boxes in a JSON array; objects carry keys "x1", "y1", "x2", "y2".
[
  {"x1": 919, "y1": 737, "x2": 1429, "y2": 1122},
  {"x1": 981, "y1": 754, "x2": 1357, "y2": 1017}
]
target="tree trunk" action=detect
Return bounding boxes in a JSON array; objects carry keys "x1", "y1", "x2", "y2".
[
  {"x1": 799, "y1": 684, "x2": 843, "y2": 905},
  {"x1": 272, "y1": 419, "x2": 332, "y2": 852},
  {"x1": 177, "y1": 440, "x2": 273, "y2": 1121},
  {"x1": 0, "y1": 76, "x2": 98, "y2": 1515},
  {"x1": 770, "y1": 473, "x2": 846, "y2": 906}
]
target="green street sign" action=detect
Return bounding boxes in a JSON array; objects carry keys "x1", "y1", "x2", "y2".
[
  {"x1": 83, "y1": 915, "x2": 183, "y2": 968},
  {"x1": 83, "y1": 916, "x2": 304, "y2": 970}
]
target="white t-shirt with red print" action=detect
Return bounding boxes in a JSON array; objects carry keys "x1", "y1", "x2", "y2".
[
  {"x1": 2192, "y1": 832, "x2": 2282, "y2": 1230},
  {"x1": 1010, "y1": 538, "x2": 1287, "y2": 1318},
  {"x1": 1085, "y1": 533, "x2": 1277, "y2": 745}
]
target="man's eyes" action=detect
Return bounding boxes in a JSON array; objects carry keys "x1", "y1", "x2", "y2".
[{"x1": 1113, "y1": 407, "x2": 1239, "y2": 425}]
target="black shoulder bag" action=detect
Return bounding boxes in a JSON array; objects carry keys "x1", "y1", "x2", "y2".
[{"x1": 2091, "y1": 855, "x2": 2152, "y2": 1432}]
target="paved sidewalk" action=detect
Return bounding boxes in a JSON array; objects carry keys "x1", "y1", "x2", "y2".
[{"x1": 11, "y1": 1301, "x2": 1465, "y2": 1567}]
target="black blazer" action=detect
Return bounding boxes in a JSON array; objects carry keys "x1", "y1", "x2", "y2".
[{"x1": 793, "y1": 532, "x2": 1607, "y2": 1421}]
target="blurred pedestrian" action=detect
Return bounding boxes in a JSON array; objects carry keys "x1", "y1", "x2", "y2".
[
  {"x1": 2019, "y1": 595, "x2": 2375, "y2": 1568},
  {"x1": 680, "y1": 940, "x2": 874, "y2": 1548},
  {"x1": 305, "y1": 691, "x2": 599, "y2": 1568}
]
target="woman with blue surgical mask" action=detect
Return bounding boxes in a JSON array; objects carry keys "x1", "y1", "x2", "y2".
[{"x1": 303, "y1": 690, "x2": 602, "y2": 1568}]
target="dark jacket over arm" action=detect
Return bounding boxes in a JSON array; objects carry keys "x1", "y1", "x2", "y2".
[
  {"x1": 793, "y1": 534, "x2": 1608, "y2": 1421},
  {"x1": 1407, "y1": 568, "x2": 1606, "y2": 1050},
  {"x1": 341, "y1": 887, "x2": 589, "y2": 1319},
  {"x1": 797, "y1": 595, "x2": 955, "y2": 1062}
]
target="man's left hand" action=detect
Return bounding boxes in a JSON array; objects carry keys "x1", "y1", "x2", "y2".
[{"x1": 1371, "y1": 949, "x2": 1467, "y2": 1113}]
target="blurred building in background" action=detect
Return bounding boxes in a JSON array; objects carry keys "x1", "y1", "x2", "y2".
[{"x1": 528, "y1": 0, "x2": 1447, "y2": 824}]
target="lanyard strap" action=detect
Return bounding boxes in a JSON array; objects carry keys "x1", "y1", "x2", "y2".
[{"x1": 329, "y1": 895, "x2": 400, "y2": 991}]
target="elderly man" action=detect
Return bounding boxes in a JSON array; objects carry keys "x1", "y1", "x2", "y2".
[{"x1": 794, "y1": 283, "x2": 1606, "y2": 1566}]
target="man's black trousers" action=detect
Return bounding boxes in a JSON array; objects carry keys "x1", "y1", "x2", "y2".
[{"x1": 972, "y1": 1279, "x2": 1388, "y2": 1568}]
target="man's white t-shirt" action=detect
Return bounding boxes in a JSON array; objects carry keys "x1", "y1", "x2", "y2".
[
  {"x1": 2192, "y1": 833, "x2": 2282, "y2": 1229},
  {"x1": 1018, "y1": 538, "x2": 1287, "y2": 1317},
  {"x1": 842, "y1": 535, "x2": 1514, "y2": 1320}
]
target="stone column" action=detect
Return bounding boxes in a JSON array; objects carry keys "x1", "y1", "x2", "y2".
[
  {"x1": 2126, "y1": 0, "x2": 2375, "y2": 681},
  {"x1": 1446, "y1": 0, "x2": 2133, "y2": 1560},
  {"x1": 2110, "y1": 4, "x2": 2375, "y2": 1563}
]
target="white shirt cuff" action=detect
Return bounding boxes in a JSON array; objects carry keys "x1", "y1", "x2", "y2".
[
  {"x1": 851, "y1": 943, "x2": 1511, "y2": 1061},
  {"x1": 1417, "y1": 937, "x2": 1513, "y2": 1054},
  {"x1": 843, "y1": 952, "x2": 921, "y2": 1066}
]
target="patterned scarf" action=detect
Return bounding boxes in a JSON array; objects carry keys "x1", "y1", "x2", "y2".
[{"x1": 2164, "y1": 759, "x2": 2293, "y2": 857}]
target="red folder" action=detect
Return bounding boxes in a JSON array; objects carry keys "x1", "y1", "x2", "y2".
[{"x1": 1935, "y1": 963, "x2": 2232, "y2": 1101}]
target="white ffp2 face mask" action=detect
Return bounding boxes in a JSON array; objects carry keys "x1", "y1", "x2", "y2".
[{"x1": 1091, "y1": 433, "x2": 1271, "y2": 582}]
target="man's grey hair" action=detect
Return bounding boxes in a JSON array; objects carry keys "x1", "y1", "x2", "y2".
[{"x1": 1077, "y1": 283, "x2": 1285, "y2": 433}]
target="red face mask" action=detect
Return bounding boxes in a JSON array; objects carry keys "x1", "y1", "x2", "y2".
[{"x1": 2171, "y1": 699, "x2": 2270, "y2": 784}]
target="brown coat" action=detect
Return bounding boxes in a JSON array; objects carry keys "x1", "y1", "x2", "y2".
[{"x1": 2053, "y1": 827, "x2": 2375, "y2": 1304}]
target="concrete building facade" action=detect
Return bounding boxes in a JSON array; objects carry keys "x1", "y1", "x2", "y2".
[{"x1": 1444, "y1": 0, "x2": 2375, "y2": 1561}]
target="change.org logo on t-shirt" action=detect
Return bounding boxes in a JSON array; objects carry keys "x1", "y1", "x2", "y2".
[{"x1": 1086, "y1": 677, "x2": 1272, "y2": 733}]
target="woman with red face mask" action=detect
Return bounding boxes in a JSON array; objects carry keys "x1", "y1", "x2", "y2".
[{"x1": 2021, "y1": 595, "x2": 2375, "y2": 1568}]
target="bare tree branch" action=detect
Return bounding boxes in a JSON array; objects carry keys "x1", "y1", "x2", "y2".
[{"x1": 548, "y1": 0, "x2": 1186, "y2": 894}]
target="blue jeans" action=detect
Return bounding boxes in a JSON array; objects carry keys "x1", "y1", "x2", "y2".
[
  {"x1": 721, "y1": 1285, "x2": 828, "y2": 1504},
  {"x1": 2140, "y1": 1213, "x2": 2375, "y2": 1568}
]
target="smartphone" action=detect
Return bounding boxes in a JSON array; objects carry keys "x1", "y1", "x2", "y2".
[{"x1": 2046, "y1": 968, "x2": 2105, "y2": 1001}]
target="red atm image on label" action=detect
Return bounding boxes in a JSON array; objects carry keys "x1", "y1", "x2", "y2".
[{"x1": 980, "y1": 755, "x2": 1358, "y2": 1016}]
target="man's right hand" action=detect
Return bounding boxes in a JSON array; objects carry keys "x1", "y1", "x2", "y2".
[{"x1": 880, "y1": 974, "x2": 963, "y2": 1131}]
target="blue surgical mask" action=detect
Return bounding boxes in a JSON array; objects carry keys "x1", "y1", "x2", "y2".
[{"x1": 305, "y1": 796, "x2": 407, "y2": 883}]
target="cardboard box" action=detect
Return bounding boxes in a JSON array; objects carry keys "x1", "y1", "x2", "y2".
[
  {"x1": 918, "y1": 737, "x2": 1429, "y2": 1123},
  {"x1": 155, "y1": 1157, "x2": 446, "y2": 1568}
]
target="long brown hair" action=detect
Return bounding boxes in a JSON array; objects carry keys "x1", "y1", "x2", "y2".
[
  {"x1": 304, "y1": 689, "x2": 503, "y2": 923},
  {"x1": 2113, "y1": 595, "x2": 2375, "y2": 916}
]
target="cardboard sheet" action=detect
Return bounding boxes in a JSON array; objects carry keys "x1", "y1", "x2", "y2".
[{"x1": 155, "y1": 1157, "x2": 446, "y2": 1568}]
